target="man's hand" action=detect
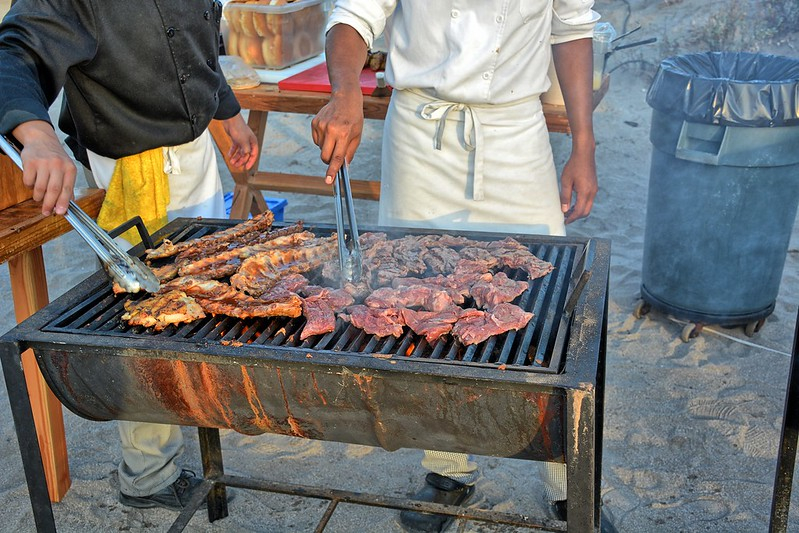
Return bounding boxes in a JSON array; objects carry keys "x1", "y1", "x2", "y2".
[
  {"x1": 222, "y1": 114, "x2": 259, "y2": 170},
  {"x1": 311, "y1": 24, "x2": 369, "y2": 184},
  {"x1": 312, "y1": 91, "x2": 364, "y2": 184},
  {"x1": 12, "y1": 120, "x2": 76, "y2": 216},
  {"x1": 560, "y1": 147, "x2": 597, "y2": 224}
]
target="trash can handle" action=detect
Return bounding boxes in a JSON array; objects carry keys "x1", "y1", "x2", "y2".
[{"x1": 675, "y1": 121, "x2": 727, "y2": 166}]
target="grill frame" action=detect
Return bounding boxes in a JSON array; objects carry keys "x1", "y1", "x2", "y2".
[
  {"x1": 38, "y1": 218, "x2": 586, "y2": 374},
  {"x1": 1, "y1": 218, "x2": 610, "y2": 532}
]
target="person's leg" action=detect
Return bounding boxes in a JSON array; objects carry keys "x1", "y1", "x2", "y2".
[
  {"x1": 87, "y1": 131, "x2": 225, "y2": 509},
  {"x1": 117, "y1": 421, "x2": 183, "y2": 497},
  {"x1": 420, "y1": 450, "x2": 478, "y2": 484},
  {"x1": 541, "y1": 461, "x2": 568, "y2": 518},
  {"x1": 400, "y1": 452, "x2": 477, "y2": 532}
]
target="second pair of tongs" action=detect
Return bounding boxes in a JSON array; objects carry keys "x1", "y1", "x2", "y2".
[
  {"x1": 333, "y1": 162, "x2": 362, "y2": 286},
  {"x1": 0, "y1": 134, "x2": 160, "y2": 294}
]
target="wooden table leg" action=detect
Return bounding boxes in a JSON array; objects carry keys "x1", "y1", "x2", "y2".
[{"x1": 8, "y1": 246, "x2": 71, "y2": 502}]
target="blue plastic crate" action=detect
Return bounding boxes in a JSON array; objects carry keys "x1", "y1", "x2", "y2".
[{"x1": 223, "y1": 192, "x2": 287, "y2": 221}]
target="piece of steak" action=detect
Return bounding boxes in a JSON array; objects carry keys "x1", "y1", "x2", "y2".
[
  {"x1": 341, "y1": 305, "x2": 405, "y2": 338},
  {"x1": 365, "y1": 285, "x2": 455, "y2": 312},
  {"x1": 470, "y1": 272, "x2": 529, "y2": 310},
  {"x1": 401, "y1": 306, "x2": 463, "y2": 344},
  {"x1": 451, "y1": 303, "x2": 533, "y2": 345}
]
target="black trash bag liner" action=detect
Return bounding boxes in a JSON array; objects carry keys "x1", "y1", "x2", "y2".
[{"x1": 646, "y1": 51, "x2": 799, "y2": 127}]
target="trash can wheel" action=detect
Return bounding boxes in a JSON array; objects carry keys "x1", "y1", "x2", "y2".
[
  {"x1": 633, "y1": 299, "x2": 651, "y2": 319},
  {"x1": 744, "y1": 318, "x2": 766, "y2": 338},
  {"x1": 681, "y1": 322, "x2": 703, "y2": 343}
]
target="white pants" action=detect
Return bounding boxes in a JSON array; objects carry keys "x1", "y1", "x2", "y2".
[
  {"x1": 88, "y1": 130, "x2": 225, "y2": 496},
  {"x1": 381, "y1": 88, "x2": 568, "y2": 499}
]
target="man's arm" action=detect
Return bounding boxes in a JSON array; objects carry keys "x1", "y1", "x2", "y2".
[
  {"x1": 310, "y1": 23, "x2": 369, "y2": 184},
  {"x1": 552, "y1": 37, "x2": 597, "y2": 224}
]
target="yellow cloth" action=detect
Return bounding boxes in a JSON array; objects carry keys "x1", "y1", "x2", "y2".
[{"x1": 96, "y1": 148, "x2": 170, "y2": 245}]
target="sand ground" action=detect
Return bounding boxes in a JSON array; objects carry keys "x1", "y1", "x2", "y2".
[{"x1": 2, "y1": 1, "x2": 799, "y2": 531}]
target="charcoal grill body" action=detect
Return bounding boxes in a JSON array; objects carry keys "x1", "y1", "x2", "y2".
[{"x1": 0, "y1": 219, "x2": 610, "y2": 533}]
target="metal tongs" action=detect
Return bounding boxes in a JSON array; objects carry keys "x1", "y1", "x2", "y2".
[
  {"x1": 0, "y1": 134, "x2": 160, "y2": 294},
  {"x1": 332, "y1": 162, "x2": 362, "y2": 286}
]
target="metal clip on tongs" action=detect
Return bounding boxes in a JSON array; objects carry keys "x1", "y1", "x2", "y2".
[
  {"x1": 333, "y1": 162, "x2": 362, "y2": 286},
  {"x1": 0, "y1": 134, "x2": 160, "y2": 294}
]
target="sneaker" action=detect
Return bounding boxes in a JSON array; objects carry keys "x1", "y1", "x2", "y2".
[
  {"x1": 399, "y1": 473, "x2": 475, "y2": 532},
  {"x1": 119, "y1": 469, "x2": 206, "y2": 511}
]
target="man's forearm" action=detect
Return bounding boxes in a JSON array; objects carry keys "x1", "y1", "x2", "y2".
[
  {"x1": 552, "y1": 38, "x2": 596, "y2": 153},
  {"x1": 326, "y1": 24, "x2": 369, "y2": 99}
]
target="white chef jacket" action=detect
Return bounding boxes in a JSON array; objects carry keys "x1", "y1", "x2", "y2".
[{"x1": 327, "y1": 0, "x2": 599, "y2": 104}]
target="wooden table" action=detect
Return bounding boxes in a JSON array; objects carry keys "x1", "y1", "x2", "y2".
[
  {"x1": 0, "y1": 155, "x2": 105, "y2": 502},
  {"x1": 215, "y1": 77, "x2": 609, "y2": 219}
]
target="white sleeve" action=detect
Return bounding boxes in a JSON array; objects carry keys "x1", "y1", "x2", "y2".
[
  {"x1": 551, "y1": 0, "x2": 600, "y2": 44},
  {"x1": 325, "y1": 0, "x2": 397, "y2": 49}
]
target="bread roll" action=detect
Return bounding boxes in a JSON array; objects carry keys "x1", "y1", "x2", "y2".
[
  {"x1": 266, "y1": 0, "x2": 289, "y2": 35},
  {"x1": 240, "y1": 35, "x2": 266, "y2": 66},
  {"x1": 238, "y1": 3, "x2": 259, "y2": 37},
  {"x1": 226, "y1": 28, "x2": 240, "y2": 57},
  {"x1": 261, "y1": 32, "x2": 283, "y2": 67},
  {"x1": 225, "y1": 7, "x2": 242, "y2": 34},
  {"x1": 252, "y1": 10, "x2": 272, "y2": 37}
]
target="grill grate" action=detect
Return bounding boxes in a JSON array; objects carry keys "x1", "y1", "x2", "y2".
[{"x1": 42, "y1": 220, "x2": 582, "y2": 373}]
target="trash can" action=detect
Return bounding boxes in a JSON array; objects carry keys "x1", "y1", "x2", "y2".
[{"x1": 639, "y1": 51, "x2": 799, "y2": 340}]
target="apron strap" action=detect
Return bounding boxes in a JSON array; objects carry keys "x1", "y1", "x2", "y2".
[{"x1": 420, "y1": 100, "x2": 486, "y2": 201}]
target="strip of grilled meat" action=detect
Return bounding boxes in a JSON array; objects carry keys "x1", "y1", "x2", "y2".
[{"x1": 145, "y1": 210, "x2": 275, "y2": 260}]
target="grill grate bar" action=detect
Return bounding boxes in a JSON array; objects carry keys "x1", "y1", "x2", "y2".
[
  {"x1": 510, "y1": 245, "x2": 567, "y2": 367},
  {"x1": 50, "y1": 289, "x2": 114, "y2": 330}
]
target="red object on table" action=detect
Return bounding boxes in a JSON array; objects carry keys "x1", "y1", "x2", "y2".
[{"x1": 278, "y1": 63, "x2": 389, "y2": 95}]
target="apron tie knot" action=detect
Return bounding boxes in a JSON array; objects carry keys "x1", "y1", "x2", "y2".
[{"x1": 420, "y1": 100, "x2": 486, "y2": 201}]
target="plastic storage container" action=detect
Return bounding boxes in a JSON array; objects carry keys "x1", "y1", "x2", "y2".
[
  {"x1": 223, "y1": 0, "x2": 329, "y2": 69},
  {"x1": 639, "y1": 52, "x2": 799, "y2": 340}
]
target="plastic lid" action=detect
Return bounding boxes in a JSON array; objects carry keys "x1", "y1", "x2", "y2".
[{"x1": 646, "y1": 51, "x2": 799, "y2": 127}]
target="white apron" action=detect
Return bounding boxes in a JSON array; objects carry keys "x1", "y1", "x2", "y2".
[
  {"x1": 378, "y1": 88, "x2": 566, "y2": 237},
  {"x1": 87, "y1": 129, "x2": 226, "y2": 227}
]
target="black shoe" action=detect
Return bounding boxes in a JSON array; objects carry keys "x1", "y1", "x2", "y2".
[
  {"x1": 399, "y1": 473, "x2": 475, "y2": 532},
  {"x1": 550, "y1": 499, "x2": 567, "y2": 521},
  {"x1": 549, "y1": 499, "x2": 618, "y2": 532},
  {"x1": 119, "y1": 469, "x2": 207, "y2": 511}
]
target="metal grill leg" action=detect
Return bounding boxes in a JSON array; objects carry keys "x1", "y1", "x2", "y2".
[
  {"x1": 199, "y1": 427, "x2": 229, "y2": 522},
  {"x1": 0, "y1": 341, "x2": 56, "y2": 532},
  {"x1": 769, "y1": 309, "x2": 799, "y2": 532},
  {"x1": 565, "y1": 386, "x2": 596, "y2": 533}
]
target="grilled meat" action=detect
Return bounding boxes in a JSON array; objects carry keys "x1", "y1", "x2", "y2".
[
  {"x1": 300, "y1": 286, "x2": 355, "y2": 340},
  {"x1": 470, "y1": 272, "x2": 529, "y2": 310},
  {"x1": 365, "y1": 285, "x2": 455, "y2": 312},
  {"x1": 401, "y1": 306, "x2": 463, "y2": 344},
  {"x1": 229, "y1": 236, "x2": 337, "y2": 296},
  {"x1": 122, "y1": 290, "x2": 205, "y2": 330},
  {"x1": 451, "y1": 302, "x2": 533, "y2": 345},
  {"x1": 341, "y1": 305, "x2": 405, "y2": 338},
  {"x1": 160, "y1": 276, "x2": 302, "y2": 318},
  {"x1": 145, "y1": 210, "x2": 275, "y2": 260},
  {"x1": 177, "y1": 230, "x2": 318, "y2": 279}
]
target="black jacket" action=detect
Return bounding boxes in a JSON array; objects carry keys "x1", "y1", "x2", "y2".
[{"x1": 0, "y1": 0, "x2": 240, "y2": 159}]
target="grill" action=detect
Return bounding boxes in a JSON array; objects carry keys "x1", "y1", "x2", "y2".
[{"x1": 1, "y1": 218, "x2": 610, "y2": 533}]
